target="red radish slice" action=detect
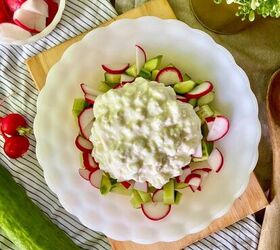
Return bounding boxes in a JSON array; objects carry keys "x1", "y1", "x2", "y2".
[
  {"x1": 156, "y1": 67, "x2": 183, "y2": 85},
  {"x1": 45, "y1": 0, "x2": 58, "y2": 25},
  {"x1": 184, "y1": 173, "x2": 201, "y2": 187},
  {"x1": 78, "y1": 107, "x2": 94, "y2": 140},
  {"x1": 189, "y1": 185, "x2": 201, "y2": 192},
  {"x1": 85, "y1": 94, "x2": 95, "y2": 104},
  {"x1": 133, "y1": 181, "x2": 148, "y2": 192},
  {"x1": 185, "y1": 81, "x2": 213, "y2": 99},
  {"x1": 206, "y1": 115, "x2": 230, "y2": 142},
  {"x1": 21, "y1": 0, "x2": 48, "y2": 17},
  {"x1": 89, "y1": 169, "x2": 103, "y2": 189},
  {"x1": 192, "y1": 168, "x2": 212, "y2": 175},
  {"x1": 121, "y1": 74, "x2": 135, "y2": 83},
  {"x1": 152, "y1": 189, "x2": 164, "y2": 202},
  {"x1": 193, "y1": 142, "x2": 202, "y2": 158},
  {"x1": 208, "y1": 148, "x2": 224, "y2": 173},
  {"x1": 0, "y1": 23, "x2": 31, "y2": 40},
  {"x1": 135, "y1": 44, "x2": 146, "y2": 74},
  {"x1": 82, "y1": 152, "x2": 99, "y2": 172},
  {"x1": 13, "y1": 9, "x2": 46, "y2": 33},
  {"x1": 176, "y1": 166, "x2": 191, "y2": 183},
  {"x1": 5, "y1": 0, "x2": 26, "y2": 12},
  {"x1": 176, "y1": 95, "x2": 188, "y2": 103},
  {"x1": 80, "y1": 83, "x2": 102, "y2": 97},
  {"x1": 141, "y1": 201, "x2": 171, "y2": 221},
  {"x1": 113, "y1": 82, "x2": 126, "y2": 89},
  {"x1": 191, "y1": 169, "x2": 211, "y2": 188},
  {"x1": 79, "y1": 168, "x2": 91, "y2": 181},
  {"x1": 205, "y1": 116, "x2": 215, "y2": 131},
  {"x1": 102, "y1": 63, "x2": 129, "y2": 74},
  {"x1": 75, "y1": 135, "x2": 93, "y2": 153}
]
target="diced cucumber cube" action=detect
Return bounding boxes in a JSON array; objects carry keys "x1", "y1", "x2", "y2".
[
  {"x1": 137, "y1": 190, "x2": 152, "y2": 203},
  {"x1": 111, "y1": 183, "x2": 132, "y2": 196},
  {"x1": 197, "y1": 91, "x2": 214, "y2": 106},
  {"x1": 100, "y1": 174, "x2": 112, "y2": 195},
  {"x1": 72, "y1": 98, "x2": 88, "y2": 117},
  {"x1": 98, "y1": 82, "x2": 111, "y2": 93},
  {"x1": 163, "y1": 179, "x2": 175, "y2": 204},
  {"x1": 125, "y1": 64, "x2": 137, "y2": 77},
  {"x1": 151, "y1": 69, "x2": 159, "y2": 80},
  {"x1": 174, "y1": 191, "x2": 183, "y2": 205},
  {"x1": 104, "y1": 73, "x2": 121, "y2": 87},
  {"x1": 196, "y1": 105, "x2": 214, "y2": 122},
  {"x1": 192, "y1": 140, "x2": 213, "y2": 162},
  {"x1": 130, "y1": 190, "x2": 142, "y2": 208},
  {"x1": 143, "y1": 55, "x2": 163, "y2": 72},
  {"x1": 173, "y1": 80, "x2": 196, "y2": 94},
  {"x1": 174, "y1": 182, "x2": 188, "y2": 189},
  {"x1": 188, "y1": 98, "x2": 197, "y2": 107},
  {"x1": 138, "y1": 68, "x2": 152, "y2": 80}
]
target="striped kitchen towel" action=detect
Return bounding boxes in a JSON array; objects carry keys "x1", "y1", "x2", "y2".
[{"x1": 0, "y1": 0, "x2": 261, "y2": 249}]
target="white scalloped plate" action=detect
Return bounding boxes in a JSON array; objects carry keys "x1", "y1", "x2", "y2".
[{"x1": 34, "y1": 17, "x2": 261, "y2": 244}]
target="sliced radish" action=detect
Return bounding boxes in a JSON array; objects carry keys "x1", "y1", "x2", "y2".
[
  {"x1": 189, "y1": 185, "x2": 200, "y2": 192},
  {"x1": 45, "y1": 0, "x2": 58, "y2": 25},
  {"x1": 78, "y1": 107, "x2": 94, "y2": 140},
  {"x1": 192, "y1": 168, "x2": 212, "y2": 176},
  {"x1": 185, "y1": 81, "x2": 213, "y2": 99},
  {"x1": 208, "y1": 148, "x2": 224, "y2": 173},
  {"x1": 84, "y1": 94, "x2": 95, "y2": 104},
  {"x1": 0, "y1": 23, "x2": 31, "y2": 41},
  {"x1": 13, "y1": 9, "x2": 46, "y2": 33},
  {"x1": 192, "y1": 142, "x2": 202, "y2": 158},
  {"x1": 141, "y1": 201, "x2": 171, "y2": 221},
  {"x1": 176, "y1": 166, "x2": 191, "y2": 183},
  {"x1": 152, "y1": 189, "x2": 164, "y2": 202},
  {"x1": 82, "y1": 152, "x2": 99, "y2": 172},
  {"x1": 135, "y1": 45, "x2": 146, "y2": 74},
  {"x1": 5, "y1": 0, "x2": 26, "y2": 12},
  {"x1": 21, "y1": 0, "x2": 49, "y2": 17},
  {"x1": 133, "y1": 181, "x2": 148, "y2": 192},
  {"x1": 121, "y1": 74, "x2": 135, "y2": 83},
  {"x1": 79, "y1": 168, "x2": 91, "y2": 181},
  {"x1": 113, "y1": 82, "x2": 126, "y2": 89},
  {"x1": 176, "y1": 95, "x2": 189, "y2": 103},
  {"x1": 155, "y1": 67, "x2": 183, "y2": 85},
  {"x1": 184, "y1": 173, "x2": 201, "y2": 187},
  {"x1": 102, "y1": 63, "x2": 129, "y2": 74},
  {"x1": 75, "y1": 135, "x2": 93, "y2": 153},
  {"x1": 80, "y1": 83, "x2": 102, "y2": 97},
  {"x1": 206, "y1": 115, "x2": 229, "y2": 142},
  {"x1": 89, "y1": 169, "x2": 103, "y2": 189},
  {"x1": 205, "y1": 116, "x2": 215, "y2": 131}
]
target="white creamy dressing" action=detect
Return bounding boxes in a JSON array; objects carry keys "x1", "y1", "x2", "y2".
[{"x1": 90, "y1": 77, "x2": 202, "y2": 188}]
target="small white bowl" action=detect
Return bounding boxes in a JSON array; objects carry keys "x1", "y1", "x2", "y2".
[{"x1": 0, "y1": 0, "x2": 65, "y2": 46}]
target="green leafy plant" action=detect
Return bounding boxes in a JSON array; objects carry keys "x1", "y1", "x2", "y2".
[{"x1": 214, "y1": 0, "x2": 280, "y2": 21}]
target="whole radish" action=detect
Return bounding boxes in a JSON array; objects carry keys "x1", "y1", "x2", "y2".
[
  {"x1": 3, "y1": 135, "x2": 29, "y2": 159},
  {"x1": 1, "y1": 113, "x2": 30, "y2": 136}
]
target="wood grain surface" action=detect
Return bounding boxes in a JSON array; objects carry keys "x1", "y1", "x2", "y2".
[{"x1": 25, "y1": 0, "x2": 268, "y2": 249}]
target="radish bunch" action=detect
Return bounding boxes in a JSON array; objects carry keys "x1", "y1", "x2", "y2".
[
  {"x1": 0, "y1": 0, "x2": 58, "y2": 41},
  {"x1": 0, "y1": 113, "x2": 31, "y2": 159},
  {"x1": 72, "y1": 44, "x2": 230, "y2": 221}
]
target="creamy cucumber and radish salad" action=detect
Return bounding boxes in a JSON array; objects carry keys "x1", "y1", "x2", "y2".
[{"x1": 72, "y1": 45, "x2": 230, "y2": 221}]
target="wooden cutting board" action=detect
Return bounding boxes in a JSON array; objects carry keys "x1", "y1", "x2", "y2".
[{"x1": 26, "y1": 0, "x2": 268, "y2": 249}]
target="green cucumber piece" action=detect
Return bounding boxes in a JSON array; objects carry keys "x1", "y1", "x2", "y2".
[
  {"x1": 111, "y1": 183, "x2": 132, "y2": 196},
  {"x1": 98, "y1": 81, "x2": 111, "y2": 93},
  {"x1": 0, "y1": 165, "x2": 79, "y2": 250},
  {"x1": 174, "y1": 191, "x2": 183, "y2": 205},
  {"x1": 143, "y1": 55, "x2": 163, "y2": 72},
  {"x1": 130, "y1": 190, "x2": 142, "y2": 208},
  {"x1": 188, "y1": 98, "x2": 197, "y2": 107},
  {"x1": 173, "y1": 80, "x2": 196, "y2": 94},
  {"x1": 104, "y1": 73, "x2": 121, "y2": 87},
  {"x1": 163, "y1": 179, "x2": 175, "y2": 204},
  {"x1": 72, "y1": 98, "x2": 88, "y2": 117},
  {"x1": 138, "y1": 68, "x2": 152, "y2": 80},
  {"x1": 100, "y1": 174, "x2": 112, "y2": 195},
  {"x1": 192, "y1": 140, "x2": 213, "y2": 162},
  {"x1": 125, "y1": 64, "x2": 137, "y2": 77},
  {"x1": 151, "y1": 69, "x2": 159, "y2": 80},
  {"x1": 201, "y1": 123, "x2": 209, "y2": 137},
  {"x1": 196, "y1": 105, "x2": 214, "y2": 122},
  {"x1": 197, "y1": 91, "x2": 214, "y2": 106},
  {"x1": 174, "y1": 182, "x2": 188, "y2": 189},
  {"x1": 137, "y1": 190, "x2": 152, "y2": 203}
]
